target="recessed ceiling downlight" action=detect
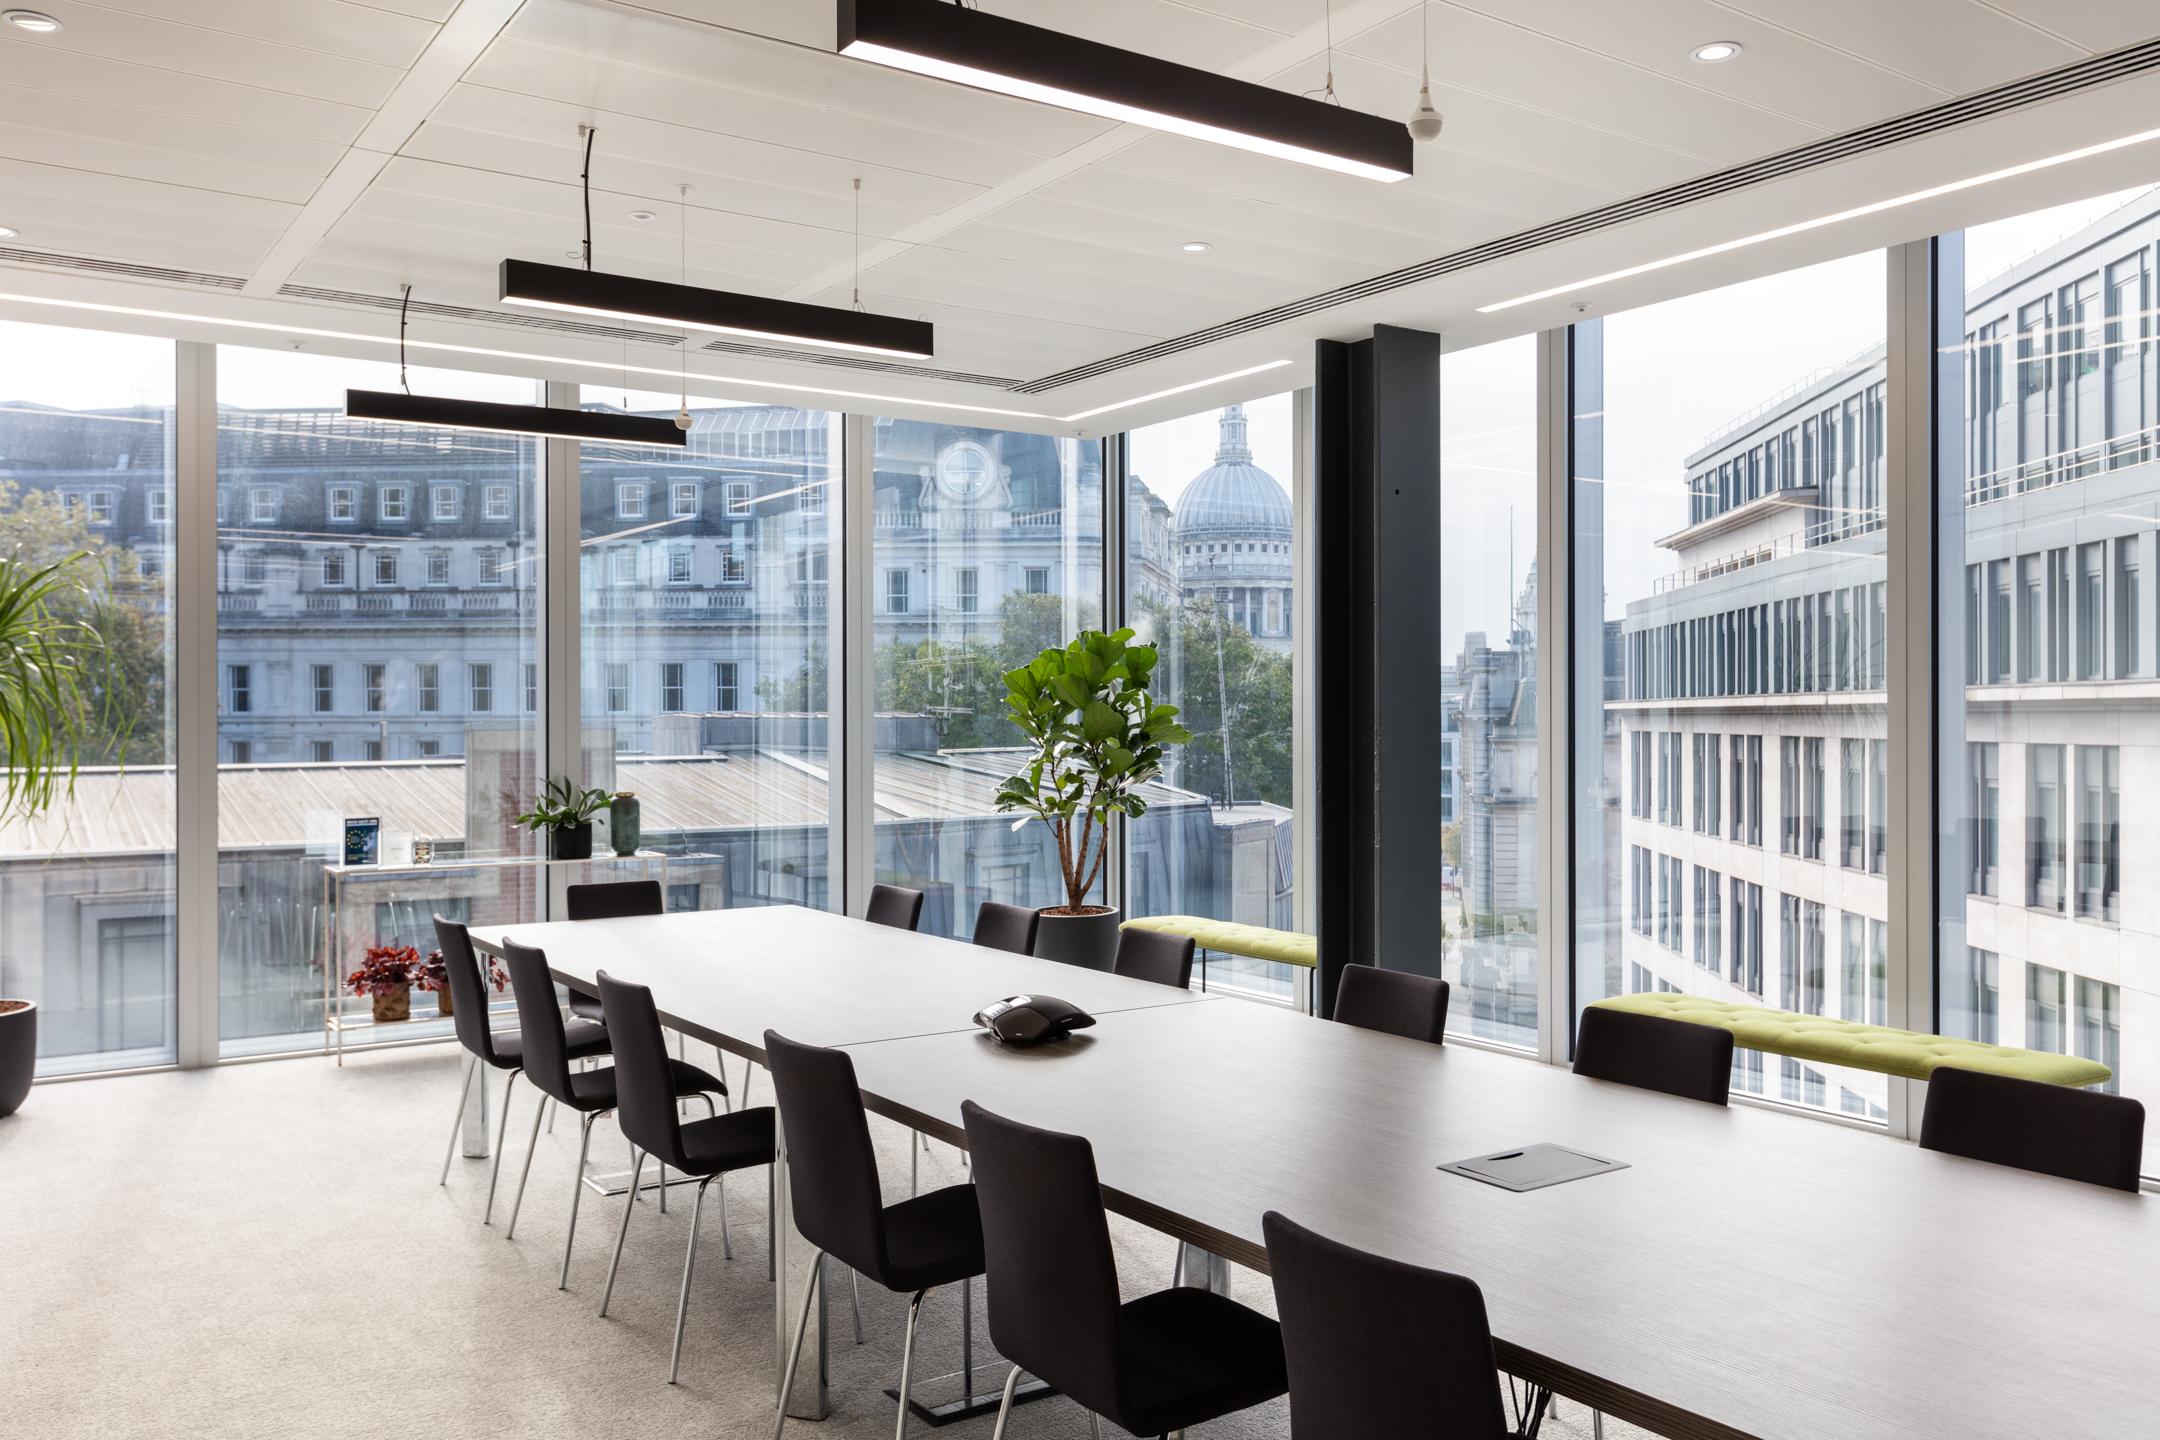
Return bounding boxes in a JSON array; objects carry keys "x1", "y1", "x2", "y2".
[
  {"x1": 1690, "y1": 41, "x2": 1742, "y2": 63},
  {"x1": 628, "y1": 210, "x2": 658, "y2": 222},
  {"x1": 3, "y1": 10, "x2": 61, "y2": 31},
  {"x1": 1180, "y1": 241, "x2": 1211, "y2": 253}
]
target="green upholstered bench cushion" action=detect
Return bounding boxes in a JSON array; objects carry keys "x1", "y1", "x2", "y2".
[
  {"x1": 1120, "y1": 915, "x2": 1316, "y2": 969},
  {"x1": 1589, "y1": 992, "x2": 2112, "y2": 1087}
]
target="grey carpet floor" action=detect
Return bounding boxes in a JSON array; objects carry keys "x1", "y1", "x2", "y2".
[{"x1": 1, "y1": 1043, "x2": 1659, "y2": 1439}]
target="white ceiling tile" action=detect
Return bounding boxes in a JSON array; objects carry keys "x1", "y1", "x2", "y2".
[
  {"x1": 464, "y1": 39, "x2": 1076, "y2": 189},
  {"x1": 1332, "y1": 9, "x2": 1823, "y2": 161},
  {"x1": 0, "y1": 14, "x2": 405, "y2": 111},
  {"x1": 0, "y1": 121, "x2": 324, "y2": 205},
  {"x1": 1720, "y1": 0, "x2": 2085, "y2": 95},
  {"x1": 870, "y1": 251, "x2": 1197, "y2": 338},
  {"x1": 0, "y1": 84, "x2": 345, "y2": 177},
  {"x1": 982, "y1": 195, "x2": 1378, "y2": 290},
  {"x1": 0, "y1": 155, "x2": 297, "y2": 229},
  {"x1": 925, "y1": 218, "x2": 1301, "y2": 312},
  {"x1": 80, "y1": 0, "x2": 441, "y2": 71},
  {"x1": 1437, "y1": 0, "x2": 1946, "y2": 132},
  {"x1": 1034, "y1": 168, "x2": 1445, "y2": 268},
  {"x1": 1977, "y1": 1, "x2": 2157, "y2": 51},
  {"x1": 1098, "y1": 132, "x2": 1616, "y2": 239},
  {"x1": 501, "y1": 0, "x2": 1113, "y2": 156},
  {"x1": 0, "y1": 40, "x2": 370, "y2": 142},
  {"x1": 0, "y1": 189, "x2": 278, "y2": 273},
  {"x1": 417, "y1": 87, "x2": 983, "y2": 221}
]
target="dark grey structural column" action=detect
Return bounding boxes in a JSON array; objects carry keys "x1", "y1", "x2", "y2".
[{"x1": 1313, "y1": 325, "x2": 1443, "y2": 1016}]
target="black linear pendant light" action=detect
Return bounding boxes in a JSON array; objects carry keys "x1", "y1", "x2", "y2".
[
  {"x1": 344, "y1": 283, "x2": 687, "y2": 447},
  {"x1": 837, "y1": 0, "x2": 1414, "y2": 183},
  {"x1": 497, "y1": 125, "x2": 935, "y2": 359},
  {"x1": 345, "y1": 388, "x2": 687, "y2": 446},
  {"x1": 498, "y1": 258, "x2": 935, "y2": 359}
]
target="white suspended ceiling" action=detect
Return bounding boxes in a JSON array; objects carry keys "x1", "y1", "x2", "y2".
[{"x1": 2, "y1": 0, "x2": 2159, "y2": 434}]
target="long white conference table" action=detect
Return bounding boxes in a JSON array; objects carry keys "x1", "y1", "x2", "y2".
[{"x1": 469, "y1": 905, "x2": 2159, "y2": 1440}]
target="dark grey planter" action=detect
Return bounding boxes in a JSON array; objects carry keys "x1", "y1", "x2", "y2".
[
  {"x1": 1032, "y1": 907, "x2": 1121, "y2": 971},
  {"x1": 550, "y1": 824, "x2": 594, "y2": 860},
  {"x1": 0, "y1": 1000, "x2": 35, "y2": 1118}
]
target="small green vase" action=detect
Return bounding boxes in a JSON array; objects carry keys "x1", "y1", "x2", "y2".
[{"x1": 609, "y1": 793, "x2": 641, "y2": 856}]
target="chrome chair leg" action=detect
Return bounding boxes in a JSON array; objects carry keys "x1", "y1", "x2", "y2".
[
  {"x1": 1089, "y1": 1413, "x2": 1101, "y2": 1440},
  {"x1": 768, "y1": 1163, "x2": 777, "y2": 1283},
  {"x1": 895, "y1": 1288, "x2": 926, "y2": 1440},
  {"x1": 719, "y1": 1173, "x2": 733, "y2": 1260},
  {"x1": 1593, "y1": 1412, "x2": 1605, "y2": 1440},
  {"x1": 439, "y1": 1053, "x2": 477, "y2": 1185},
  {"x1": 851, "y1": 1267, "x2": 864, "y2": 1344},
  {"x1": 961, "y1": 1275, "x2": 973, "y2": 1402},
  {"x1": 988, "y1": 1365, "x2": 1023, "y2": 1440},
  {"x1": 600, "y1": 1148, "x2": 644, "y2": 1318},
  {"x1": 911, "y1": 1132, "x2": 919, "y2": 1197},
  {"x1": 483, "y1": 1069, "x2": 521, "y2": 1224},
  {"x1": 667, "y1": 1175, "x2": 713, "y2": 1384},
  {"x1": 771, "y1": 1248, "x2": 826, "y2": 1438},
  {"x1": 559, "y1": 1111, "x2": 598, "y2": 1289},
  {"x1": 506, "y1": 1079, "x2": 550, "y2": 1238}
]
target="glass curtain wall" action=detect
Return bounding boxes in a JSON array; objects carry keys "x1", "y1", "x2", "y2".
[
  {"x1": 216, "y1": 350, "x2": 540, "y2": 1057},
  {"x1": 1440, "y1": 339, "x2": 1539, "y2": 1045},
  {"x1": 577, "y1": 388, "x2": 836, "y2": 913},
  {"x1": 0, "y1": 321, "x2": 177, "y2": 1076},
  {"x1": 1577, "y1": 254, "x2": 1890, "y2": 1118},
  {"x1": 1952, "y1": 184, "x2": 2159, "y2": 1171},
  {"x1": 1124, "y1": 400, "x2": 1295, "y2": 997},
  {"x1": 870, "y1": 420, "x2": 1104, "y2": 941}
]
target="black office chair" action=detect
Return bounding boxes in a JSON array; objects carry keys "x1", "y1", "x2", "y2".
[
  {"x1": 867, "y1": 883, "x2": 926, "y2": 931},
  {"x1": 963, "y1": 1100, "x2": 1288, "y2": 1439},
  {"x1": 1573, "y1": 1005, "x2": 1732, "y2": 1105},
  {"x1": 560, "y1": 880, "x2": 664, "y2": 1021},
  {"x1": 435, "y1": 915, "x2": 607, "y2": 1222},
  {"x1": 596, "y1": 969, "x2": 778, "y2": 1384},
  {"x1": 497, "y1": 939, "x2": 727, "y2": 1288},
  {"x1": 767, "y1": 1030, "x2": 989, "y2": 1439},
  {"x1": 972, "y1": 902, "x2": 1040, "y2": 956},
  {"x1": 1112, "y1": 926, "x2": 1193, "y2": 989},
  {"x1": 1263, "y1": 1210, "x2": 1515, "y2": 1439},
  {"x1": 1920, "y1": 1064, "x2": 2146, "y2": 1192},
  {"x1": 1333, "y1": 964, "x2": 1450, "y2": 1044}
]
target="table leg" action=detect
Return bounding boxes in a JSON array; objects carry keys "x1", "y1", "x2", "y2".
[
  {"x1": 774, "y1": 1121, "x2": 828, "y2": 1420},
  {"x1": 1175, "y1": 1241, "x2": 1229, "y2": 1297},
  {"x1": 462, "y1": 1065, "x2": 491, "y2": 1158}
]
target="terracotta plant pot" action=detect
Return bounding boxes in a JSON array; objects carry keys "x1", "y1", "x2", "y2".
[
  {"x1": 372, "y1": 984, "x2": 411, "y2": 1024},
  {"x1": 1032, "y1": 906, "x2": 1122, "y2": 972},
  {"x1": 0, "y1": 999, "x2": 35, "y2": 1118},
  {"x1": 550, "y1": 824, "x2": 594, "y2": 860},
  {"x1": 436, "y1": 987, "x2": 453, "y2": 1018}
]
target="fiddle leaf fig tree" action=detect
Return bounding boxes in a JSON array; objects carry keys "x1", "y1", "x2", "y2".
[{"x1": 994, "y1": 628, "x2": 1190, "y2": 913}]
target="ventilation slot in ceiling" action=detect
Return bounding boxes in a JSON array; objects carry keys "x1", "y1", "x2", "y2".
[
  {"x1": 698, "y1": 338, "x2": 1021, "y2": 389},
  {"x1": 276, "y1": 285, "x2": 684, "y2": 346},
  {"x1": 1013, "y1": 36, "x2": 2160, "y2": 395},
  {"x1": 0, "y1": 247, "x2": 245, "y2": 290}
]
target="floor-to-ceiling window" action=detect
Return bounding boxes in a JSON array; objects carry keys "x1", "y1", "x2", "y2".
[
  {"x1": 870, "y1": 420, "x2": 1104, "y2": 940},
  {"x1": 1951, "y1": 184, "x2": 2159, "y2": 1169},
  {"x1": 215, "y1": 350, "x2": 540, "y2": 1057},
  {"x1": 1124, "y1": 400, "x2": 1295, "y2": 997},
  {"x1": 1441, "y1": 339, "x2": 1539, "y2": 1046},
  {"x1": 1576, "y1": 253, "x2": 1889, "y2": 1118},
  {"x1": 0, "y1": 321, "x2": 177, "y2": 1075},
  {"x1": 578, "y1": 390, "x2": 836, "y2": 914}
]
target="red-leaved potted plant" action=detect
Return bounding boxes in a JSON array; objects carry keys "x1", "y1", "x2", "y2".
[
  {"x1": 347, "y1": 944, "x2": 424, "y2": 1023},
  {"x1": 413, "y1": 948, "x2": 505, "y2": 1018}
]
